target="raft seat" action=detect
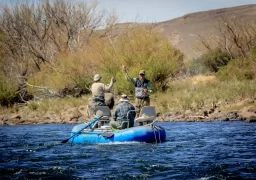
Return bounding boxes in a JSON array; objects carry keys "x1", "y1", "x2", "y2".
[
  {"x1": 117, "y1": 121, "x2": 130, "y2": 130},
  {"x1": 116, "y1": 110, "x2": 136, "y2": 129},
  {"x1": 135, "y1": 106, "x2": 156, "y2": 125},
  {"x1": 93, "y1": 106, "x2": 112, "y2": 128}
]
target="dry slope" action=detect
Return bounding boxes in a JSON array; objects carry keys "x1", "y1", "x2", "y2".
[{"x1": 115, "y1": 4, "x2": 256, "y2": 60}]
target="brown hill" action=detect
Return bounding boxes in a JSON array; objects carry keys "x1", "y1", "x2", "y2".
[{"x1": 115, "y1": 4, "x2": 256, "y2": 60}]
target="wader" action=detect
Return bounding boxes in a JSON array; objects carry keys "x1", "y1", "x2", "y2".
[
  {"x1": 88, "y1": 96, "x2": 106, "y2": 117},
  {"x1": 134, "y1": 78, "x2": 150, "y2": 116}
]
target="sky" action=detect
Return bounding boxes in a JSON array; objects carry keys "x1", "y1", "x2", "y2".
[
  {"x1": 84, "y1": 0, "x2": 256, "y2": 22},
  {"x1": 1, "y1": 0, "x2": 256, "y2": 23}
]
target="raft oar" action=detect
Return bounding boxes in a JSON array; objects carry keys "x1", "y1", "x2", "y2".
[{"x1": 61, "y1": 111, "x2": 103, "y2": 144}]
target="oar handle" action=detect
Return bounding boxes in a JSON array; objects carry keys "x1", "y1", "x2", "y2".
[{"x1": 61, "y1": 115, "x2": 103, "y2": 144}]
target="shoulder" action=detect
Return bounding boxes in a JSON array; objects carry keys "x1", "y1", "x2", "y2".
[
  {"x1": 128, "y1": 102, "x2": 135, "y2": 108},
  {"x1": 92, "y1": 83, "x2": 102, "y2": 87},
  {"x1": 95, "y1": 82, "x2": 104, "y2": 86},
  {"x1": 115, "y1": 103, "x2": 122, "y2": 108},
  {"x1": 92, "y1": 83, "x2": 104, "y2": 88}
]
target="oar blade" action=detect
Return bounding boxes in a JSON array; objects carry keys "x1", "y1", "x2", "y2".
[{"x1": 61, "y1": 139, "x2": 69, "y2": 144}]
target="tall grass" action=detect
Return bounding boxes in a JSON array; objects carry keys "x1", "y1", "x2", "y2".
[
  {"x1": 24, "y1": 96, "x2": 89, "y2": 114},
  {"x1": 154, "y1": 77, "x2": 256, "y2": 113}
]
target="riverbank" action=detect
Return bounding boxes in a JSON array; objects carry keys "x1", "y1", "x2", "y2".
[
  {"x1": 1, "y1": 75, "x2": 256, "y2": 126},
  {"x1": 1, "y1": 97, "x2": 256, "y2": 126}
]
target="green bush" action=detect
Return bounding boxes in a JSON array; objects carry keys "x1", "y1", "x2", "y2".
[
  {"x1": 100, "y1": 27, "x2": 184, "y2": 93},
  {"x1": 28, "y1": 102, "x2": 39, "y2": 111},
  {"x1": 189, "y1": 49, "x2": 233, "y2": 75},
  {"x1": 217, "y1": 58, "x2": 256, "y2": 81},
  {"x1": 187, "y1": 58, "x2": 211, "y2": 75},
  {"x1": 0, "y1": 76, "x2": 16, "y2": 106}
]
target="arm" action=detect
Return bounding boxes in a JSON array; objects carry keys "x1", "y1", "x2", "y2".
[
  {"x1": 103, "y1": 77, "x2": 114, "y2": 92},
  {"x1": 130, "y1": 105, "x2": 136, "y2": 121},
  {"x1": 123, "y1": 69, "x2": 136, "y2": 85},
  {"x1": 127, "y1": 103, "x2": 136, "y2": 120},
  {"x1": 147, "y1": 81, "x2": 153, "y2": 93},
  {"x1": 112, "y1": 106, "x2": 119, "y2": 121}
]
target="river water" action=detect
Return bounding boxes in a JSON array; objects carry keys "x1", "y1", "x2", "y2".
[{"x1": 0, "y1": 122, "x2": 255, "y2": 180}]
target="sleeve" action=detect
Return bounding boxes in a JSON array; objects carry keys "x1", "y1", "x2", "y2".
[
  {"x1": 103, "y1": 79, "x2": 114, "y2": 92},
  {"x1": 112, "y1": 105, "x2": 119, "y2": 120},
  {"x1": 123, "y1": 70, "x2": 136, "y2": 85},
  {"x1": 147, "y1": 81, "x2": 153, "y2": 93},
  {"x1": 131, "y1": 105, "x2": 136, "y2": 120}
]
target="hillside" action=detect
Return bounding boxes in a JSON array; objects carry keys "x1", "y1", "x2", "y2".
[{"x1": 115, "y1": 4, "x2": 256, "y2": 60}]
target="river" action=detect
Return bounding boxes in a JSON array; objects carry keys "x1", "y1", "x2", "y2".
[{"x1": 0, "y1": 122, "x2": 255, "y2": 179}]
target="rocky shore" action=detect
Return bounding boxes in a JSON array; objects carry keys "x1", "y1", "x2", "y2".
[
  {"x1": 1, "y1": 100, "x2": 256, "y2": 126},
  {"x1": 161, "y1": 107, "x2": 256, "y2": 123},
  {"x1": 161, "y1": 99, "x2": 256, "y2": 123},
  {"x1": 0, "y1": 105, "x2": 90, "y2": 126}
]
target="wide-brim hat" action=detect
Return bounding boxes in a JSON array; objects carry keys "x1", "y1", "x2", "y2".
[
  {"x1": 119, "y1": 94, "x2": 129, "y2": 102},
  {"x1": 93, "y1": 74, "x2": 101, "y2": 81},
  {"x1": 139, "y1": 70, "x2": 145, "y2": 75}
]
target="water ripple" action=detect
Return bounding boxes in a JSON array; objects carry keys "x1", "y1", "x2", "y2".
[{"x1": 0, "y1": 122, "x2": 255, "y2": 179}]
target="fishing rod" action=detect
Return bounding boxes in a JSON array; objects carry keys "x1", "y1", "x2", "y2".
[{"x1": 106, "y1": 34, "x2": 121, "y2": 98}]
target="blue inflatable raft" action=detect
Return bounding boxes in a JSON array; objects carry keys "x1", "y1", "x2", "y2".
[
  {"x1": 68, "y1": 123, "x2": 166, "y2": 144},
  {"x1": 64, "y1": 106, "x2": 166, "y2": 144}
]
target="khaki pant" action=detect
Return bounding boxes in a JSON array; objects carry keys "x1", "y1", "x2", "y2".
[
  {"x1": 109, "y1": 120, "x2": 121, "y2": 129},
  {"x1": 87, "y1": 97, "x2": 105, "y2": 117},
  {"x1": 135, "y1": 97, "x2": 150, "y2": 115},
  {"x1": 110, "y1": 120, "x2": 134, "y2": 129}
]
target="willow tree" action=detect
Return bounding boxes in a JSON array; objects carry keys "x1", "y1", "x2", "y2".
[{"x1": 0, "y1": 0, "x2": 116, "y2": 103}]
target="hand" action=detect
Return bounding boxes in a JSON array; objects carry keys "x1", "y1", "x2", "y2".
[
  {"x1": 122, "y1": 65, "x2": 126, "y2": 71},
  {"x1": 111, "y1": 77, "x2": 116, "y2": 83},
  {"x1": 143, "y1": 88, "x2": 148, "y2": 93}
]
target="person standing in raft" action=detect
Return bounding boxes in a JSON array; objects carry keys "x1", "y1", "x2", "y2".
[
  {"x1": 110, "y1": 94, "x2": 136, "y2": 129},
  {"x1": 89, "y1": 74, "x2": 115, "y2": 114},
  {"x1": 122, "y1": 65, "x2": 153, "y2": 115}
]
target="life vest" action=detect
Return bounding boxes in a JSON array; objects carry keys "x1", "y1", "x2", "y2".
[{"x1": 135, "y1": 78, "x2": 149, "y2": 98}]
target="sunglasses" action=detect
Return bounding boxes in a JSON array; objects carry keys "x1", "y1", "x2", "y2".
[{"x1": 139, "y1": 74, "x2": 145, "y2": 76}]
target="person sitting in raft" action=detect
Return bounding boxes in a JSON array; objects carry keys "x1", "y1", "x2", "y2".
[
  {"x1": 122, "y1": 65, "x2": 153, "y2": 115},
  {"x1": 110, "y1": 94, "x2": 136, "y2": 129},
  {"x1": 89, "y1": 74, "x2": 115, "y2": 114}
]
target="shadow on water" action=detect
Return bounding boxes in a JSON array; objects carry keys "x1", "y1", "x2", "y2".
[{"x1": 0, "y1": 122, "x2": 256, "y2": 179}]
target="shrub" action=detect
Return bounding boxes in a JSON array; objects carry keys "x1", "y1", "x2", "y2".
[
  {"x1": 217, "y1": 58, "x2": 256, "y2": 81},
  {"x1": 100, "y1": 27, "x2": 184, "y2": 93},
  {"x1": 0, "y1": 76, "x2": 16, "y2": 106},
  {"x1": 187, "y1": 58, "x2": 211, "y2": 75},
  {"x1": 189, "y1": 49, "x2": 233, "y2": 75},
  {"x1": 28, "y1": 26, "x2": 184, "y2": 97},
  {"x1": 28, "y1": 102, "x2": 39, "y2": 111}
]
